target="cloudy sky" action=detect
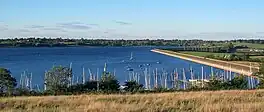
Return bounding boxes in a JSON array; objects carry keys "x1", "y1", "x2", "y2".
[{"x1": 0, "y1": 0, "x2": 264, "y2": 40}]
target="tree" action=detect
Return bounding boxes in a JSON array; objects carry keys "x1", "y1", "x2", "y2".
[
  {"x1": 229, "y1": 75, "x2": 248, "y2": 89},
  {"x1": 206, "y1": 76, "x2": 227, "y2": 90},
  {"x1": 99, "y1": 72, "x2": 120, "y2": 92},
  {"x1": 123, "y1": 81, "x2": 143, "y2": 92},
  {"x1": 222, "y1": 43, "x2": 234, "y2": 53},
  {"x1": 206, "y1": 75, "x2": 248, "y2": 90},
  {"x1": 0, "y1": 68, "x2": 17, "y2": 96},
  {"x1": 44, "y1": 66, "x2": 72, "y2": 94},
  {"x1": 227, "y1": 43, "x2": 234, "y2": 49}
]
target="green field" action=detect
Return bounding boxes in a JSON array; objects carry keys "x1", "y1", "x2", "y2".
[
  {"x1": 204, "y1": 42, "x2": 264, "y2": 49},
  {"x1": 180, "y1": 51, "x2": 230, "y2": 57},
  {"x1": 234, "y1": 42, "x2": 264, "y2": 49},
  {"x1": 250, "y1": 56, "x2": 264, "y2": 59}
]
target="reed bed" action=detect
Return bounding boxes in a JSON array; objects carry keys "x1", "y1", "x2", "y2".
[{"x1": 1, "y1": 90, "x2": 264, "y2": 112}]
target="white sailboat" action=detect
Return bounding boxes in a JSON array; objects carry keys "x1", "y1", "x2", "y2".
[
  {"x1": 130, "y1": 52, "x2": 133, "y2": 60},
  {"x1": 103, "y1": 62, "x2": 107, "y2": 72}
]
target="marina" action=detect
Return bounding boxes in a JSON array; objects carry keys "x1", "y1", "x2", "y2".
[{"x1": 0, "y1": 47, "x2": 259, "y2": 90}]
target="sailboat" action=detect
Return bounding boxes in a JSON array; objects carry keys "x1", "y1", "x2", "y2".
[
  {"x1": 103, "y1": 62, "x2": 107, "y2": 72},
  {"x1": 130, "y1": 52, "x2": 133, "y2": 60}
]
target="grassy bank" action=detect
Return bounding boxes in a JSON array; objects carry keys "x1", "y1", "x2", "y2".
[
  {"x1": 180, "y1": 51, "x2": 260, "y2": 68},
  {"x1": 180, "y1": 51, "x2": 230, "y2": 57},
  {"x1": 0, "y1": 90, "x2": 264, "y2": 112},
  {"x1": 152, "y1": 49, "x2": 259, "y2": 76}
]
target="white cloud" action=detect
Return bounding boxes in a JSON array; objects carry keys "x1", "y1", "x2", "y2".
[{"x1": 1, "y1": 22, "x2": 264, "y2": 40}]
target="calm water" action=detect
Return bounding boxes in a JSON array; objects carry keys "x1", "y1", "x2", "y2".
[{"x1": 0, "y1": 47, "x2": 236, "y2": 89}]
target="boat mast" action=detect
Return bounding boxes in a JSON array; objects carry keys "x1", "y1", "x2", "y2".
[
  {"x1": 103, "y1": 62, "x2": 107, "y2": 72},
  {"x1": 164, "y1": 71, "x2": 167, "y2": 89},
  {"x1": 144, "y1": 68, "x2": 148, "y2": 90},
  {"x1": 183, "y1": 68, "x2": 186, "y2": 90},
  {"x1": 82, "y1": 67, "x2": 86, "y2": 84},
  {"x1": 96, "y1": 68, "x2": 99, "y2": 91},
  {"x1": 229, "y1": 65, "x2": 232, "y2": 81},
  {"x1": 44, "y1": 71, "x2": 47, "y2": 91},
  {"x1": 190, "y1": 66, "x2": 194, "y2": 86},
  {"x1": 30, "y1": 73, "x2": 33, "y2": 91},
  {"x1": 89, "y1": 68, "x2": 93, "y2": 81},
  {"x1": 148, "y1": 68, "x2": 151, "y2": 89},
  {"x1": 211, "y1": 66, "x2": 214, "y2": 79},
  {"x1": 137, "y1": 73, "x2": 140, "y2": 83},
  {"x1": 155, "y1": 68, "x2": 158, "y2": 88},
  {"x1": 69, "y1": 62, "x2": 73, "y2": 87},
  {"x1": 201, "y1": 66, "x2": 204, "y2": 88},
  {"x1": 175, "y1": 68, "x2": 178, "y2": 89},
  {"x1": 152, "y1": 70, "x2": 156, "y2": 88},
  {"x1": 113, "y1": 68, "x2": 116, "y2": 76},
  {"x1": 20, "y1": 73, "x2": 23, "y2": 87}
]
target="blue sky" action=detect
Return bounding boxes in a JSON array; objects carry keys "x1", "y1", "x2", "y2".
[{"x1": 0, "y1": 0, "x2": 264, "y2": 40}]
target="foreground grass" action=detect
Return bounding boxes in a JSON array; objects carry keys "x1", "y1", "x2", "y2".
[{"x1": 1, "y1": 90, "x2": 264, "y2": 112}]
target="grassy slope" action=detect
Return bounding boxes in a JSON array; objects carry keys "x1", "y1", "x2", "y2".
[
  {"x1": 1, "y1": 90, "x2": 264, "y2": 112},
  {"x1": 180, "y1": 51, "x2": 261, "y2": 67},
  {"x1": 179, "y1": 51, "x2": 229, "y2": 57},
  {"x1": 251, "y1": 56, "x2": 264, "y2": 59}
]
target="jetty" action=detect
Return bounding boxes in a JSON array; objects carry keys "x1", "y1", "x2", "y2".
[{"x1": 151, "y1": 49, "x2": 260, "y2": 76}]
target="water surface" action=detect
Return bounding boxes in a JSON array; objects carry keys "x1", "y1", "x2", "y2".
[{"x1": 0, "y1": 47, "x2": 229, "y2": 89}]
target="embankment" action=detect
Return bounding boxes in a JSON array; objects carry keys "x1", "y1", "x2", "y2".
[{"x1": 151, "y1": 49, "x2": 259, "y2": 76}]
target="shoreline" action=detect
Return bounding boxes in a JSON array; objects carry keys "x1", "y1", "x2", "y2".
[{"x1": 151, "y1": 49, "x2": 259, "y2": 76}]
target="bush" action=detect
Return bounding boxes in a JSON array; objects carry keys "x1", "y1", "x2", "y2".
[
  {"x1": 14, "y1": 88, "x2": 42, "y2": 96},
  {"x1": 44, "y1": 66, "x2": 72, "y2": 94},
  {"x1": 0, "y1": 68, "x2": 17, "y2": 96},
  {"x1": 205, "y1": 75, "x2": 248, "y2": 90},
  {"x1": 123, "y1": 81, "x2": 144, "y2": 93},
  {"x1": 228, "y1": 75, "x2": 248, "y2": 89},
  {"x1": 99, "y1": 72, "x2": 120, "y2": 92}
]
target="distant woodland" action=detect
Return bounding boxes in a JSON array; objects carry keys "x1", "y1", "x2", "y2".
[{"x1": 1, "y1": 38, "x2": 264, "y2": 47}]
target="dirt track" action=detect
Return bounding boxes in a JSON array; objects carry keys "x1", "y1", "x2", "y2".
[{"x1": 151, "y1": 49, "x2": 259, "y2": 76}]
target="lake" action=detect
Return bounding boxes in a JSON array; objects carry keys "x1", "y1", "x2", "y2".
[{"x1": 0, "y1": 47, "x2": 239, "y2": 89}]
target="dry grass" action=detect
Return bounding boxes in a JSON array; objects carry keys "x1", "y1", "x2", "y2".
[{"x1": 1, "y1": 90, "x2": 264, "y2": 112}]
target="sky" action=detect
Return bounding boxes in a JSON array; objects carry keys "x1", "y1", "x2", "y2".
[{"x1": 0, "y1": 0, "x2": 264, "y2": 40}]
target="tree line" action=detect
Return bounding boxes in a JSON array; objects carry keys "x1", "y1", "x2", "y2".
[
  {"x1": 1, "y1": 38, "x2": 264, "y2": 47},
  {"x1": 0, "y1": 38, "x2": 203, "y2": 47}
]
